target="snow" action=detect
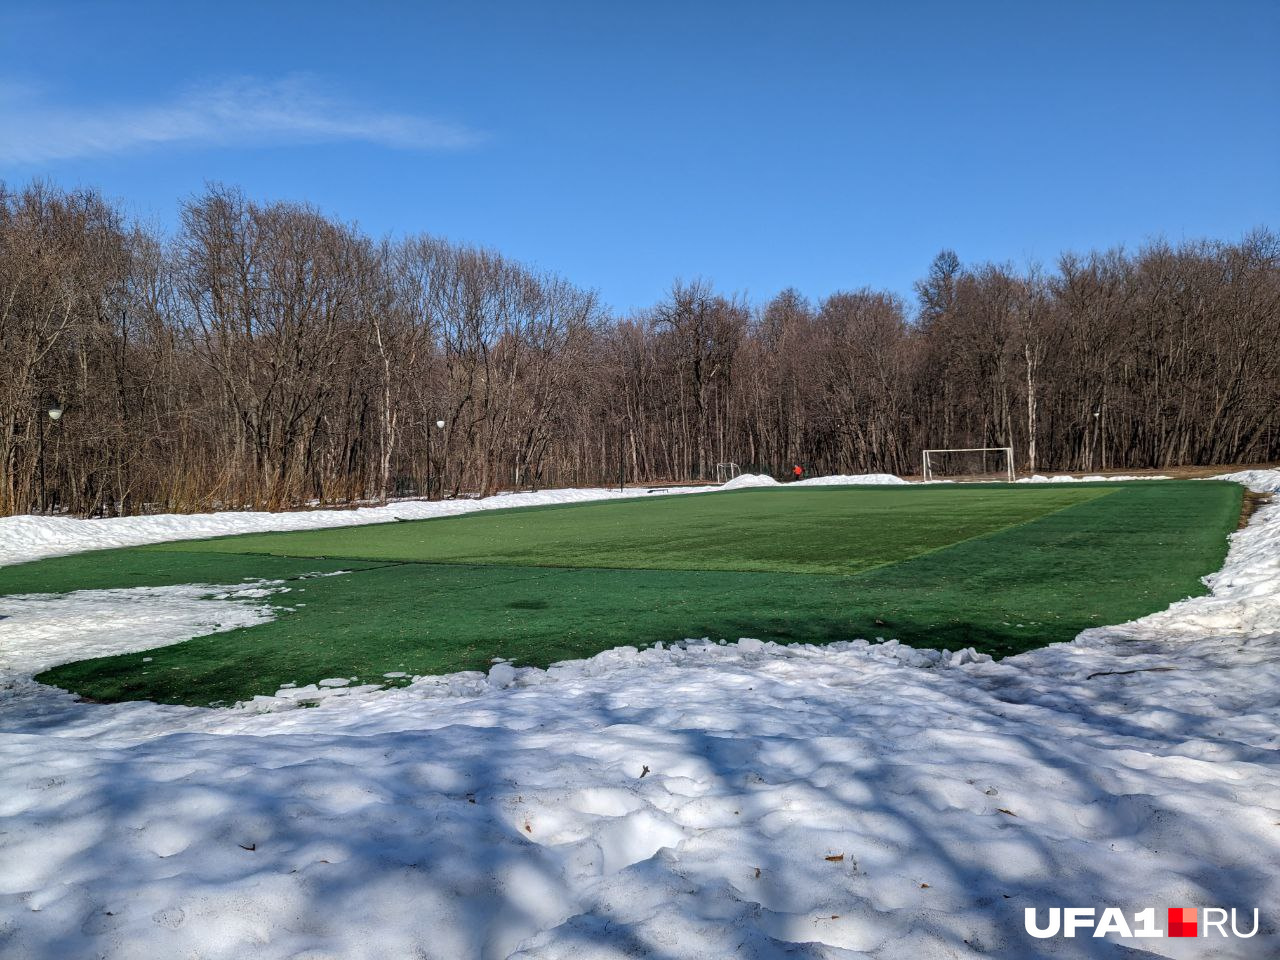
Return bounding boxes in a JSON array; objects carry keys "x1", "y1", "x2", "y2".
[
  {"x1": 721, "y1": 473, "x2": 907, "y2": 490},
  {"x1": 0, "y1": 485, "x2": 714, "y2": 568},
  {"x1": 0, "y1": 583, "x2": 279, "y2": 677},
  {"x1": 1017, "y1": 473, "x2": 1173, "y2": 483},
  {"x1": 795, "y1": 473, "x2": 906, "y2": 487},
  {"x1": 0, "y1": 472, "x2": 1278, "y2": 957},
  {"x1": 719, "y1": 473, "x2": 782, "y2": 489},
  {"x1": 0, "y1": 473, "x2": 914, "y2": 568},
  {"x1": 1214, "y1": 468, "x2": 1280, "y2": 491}
]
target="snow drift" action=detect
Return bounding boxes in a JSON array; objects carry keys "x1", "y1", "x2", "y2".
[
  {"x1": 719, "y1": 472, "x2": 906, "y2": 491},
  {"x1": 0, "y1": 473, "x2": 914, "y2": 568},
  {"x1": 0, "y1": 485, "x2": 702, "y2": 568}
]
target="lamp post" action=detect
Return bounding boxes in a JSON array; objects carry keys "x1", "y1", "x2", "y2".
[
  {"x1": 428, "y1": 419, "x2": 445, "y2": 499},
  {"x1": 618, "y1": 419, "x2": 629, "y2": 493},
  {"x1": 37, "y1": 397, "x2": 64, "y2": 514},
  {"x1": 1092, "y1": 408, "x2": 1101, "y2": 472}
]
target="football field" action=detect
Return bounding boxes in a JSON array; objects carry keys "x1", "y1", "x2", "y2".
[{"x1": 3, "y1": 480, "x2": 1242, "y2": 706}]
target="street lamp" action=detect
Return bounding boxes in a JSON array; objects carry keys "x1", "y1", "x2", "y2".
[
  {"x1": 1094, "y1": 407, "x2": 1107, "y2": 472},
  {"x1": 618, "y1": 419, "x2": 628, "y2": 493},
  {"x1": 37, "y1": 396, "x2": 64, "y2": 514},
  {"x1": 428, "y1": 419, "x2": 445, "y2": 500}
]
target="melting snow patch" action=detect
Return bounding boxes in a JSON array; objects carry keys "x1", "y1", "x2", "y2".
[{"x1": 0, "y1": 582, "x2": 280, "y2": 677}]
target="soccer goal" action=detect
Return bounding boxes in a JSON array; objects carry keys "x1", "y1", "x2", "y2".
[
  {"x1": 715, "y1": 462, "x2": 743, "y2": 483},
  {"x1": 921, "y1": 447, "x2": 1015, "y2": 482}
]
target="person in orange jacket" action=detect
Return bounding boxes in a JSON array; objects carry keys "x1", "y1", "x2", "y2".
[{"x1": 792, "y1": 464, "x2": 804, "y2": 481}]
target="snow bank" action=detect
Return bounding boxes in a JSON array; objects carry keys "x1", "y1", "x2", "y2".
[
  {"x1": 0, "y1": 471, "x2": 1277, "y2": 958},
  {"x1": 1, "y1": 473, "x2": 909, "y2": 567},
  {"x1": 721, "y1": 472, "x2": 908, "y2": 490},
  {"x1": 719, "y1": 473, "x2": 781, "y2": 490},
  {"x1": 0, "y1": 486, "x2": 710, "y2": 568},
  {"x1": 795, "y1": 472, "x2": 906, "y2": 486},
  {"x1": 1212, "y1": 468, "x2": 1280, "y2": 491},
  {"x1": 1016, "y1": 473, "x2": 1172, "y2": 483},
  {"x1": 724, "y1": 472, "x2": 907, "y2": 489}
]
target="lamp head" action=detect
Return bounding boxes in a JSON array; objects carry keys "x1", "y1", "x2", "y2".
[{"x1": 436, "y1": 419, "x2": 445, "y2": 429}]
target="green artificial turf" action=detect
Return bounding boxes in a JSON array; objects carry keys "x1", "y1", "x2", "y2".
[
  {"x1": 2, "y1": 480, "x2": 1241, "y2": 707},
  {"x1": 162, "y1": 485, "x2": 1113, "y2": 575}
]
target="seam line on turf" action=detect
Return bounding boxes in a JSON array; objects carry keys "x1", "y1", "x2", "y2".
[{"x1": 188, "y1": 491, "x2": 1117, "y2": 580}]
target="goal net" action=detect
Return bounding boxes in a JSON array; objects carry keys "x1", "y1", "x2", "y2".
[
  {"x1": 921, "y1": 447, "x2": 1015, "y2": 482},
  {"x1": 715, "y1": 462, "x2": 743, "y2": 483}
]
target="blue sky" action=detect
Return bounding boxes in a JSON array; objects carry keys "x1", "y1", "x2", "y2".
[{"x1": 2, "y1": 0, "x2": 1277, "y2": 312}]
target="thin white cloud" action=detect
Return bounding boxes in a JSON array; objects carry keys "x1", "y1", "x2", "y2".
[{"x1": 0, "y1": 75, "x2": 483, "y2": 165}]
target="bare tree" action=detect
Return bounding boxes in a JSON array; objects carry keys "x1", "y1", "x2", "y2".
[{"x1": 1, "y1": 179, "x2": 1275, "y2": 517}]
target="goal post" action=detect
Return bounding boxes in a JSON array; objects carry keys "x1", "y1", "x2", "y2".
[
  {"x1": 715, "y1": 462, "x2": 742, "y2": 483},
  {"x1": 921, "y1": 447, "x2": 1015, "y2": 483}
]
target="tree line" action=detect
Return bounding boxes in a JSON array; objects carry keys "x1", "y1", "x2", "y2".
[{"x1": 2, "y1": 180, "x2": 1276, "y2": 516}]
